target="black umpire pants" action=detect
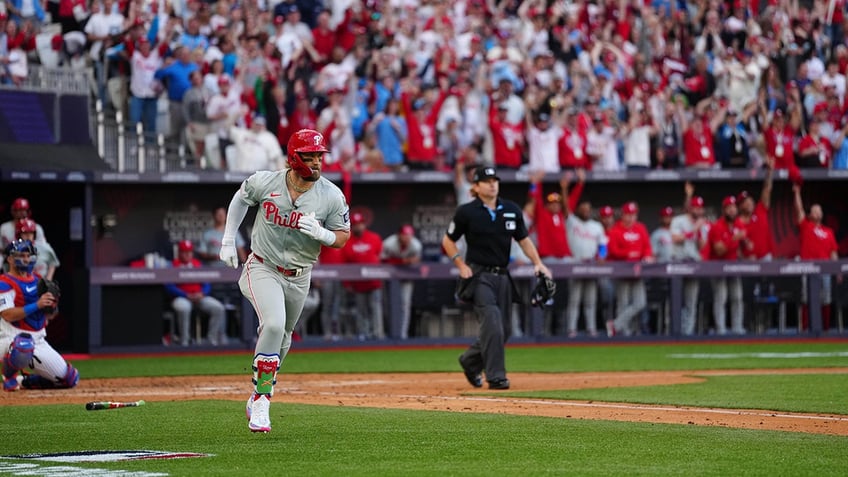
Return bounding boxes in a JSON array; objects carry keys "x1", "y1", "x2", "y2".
[{"x1": 458, "y1": 271, "x2": 512, "y2": 382}]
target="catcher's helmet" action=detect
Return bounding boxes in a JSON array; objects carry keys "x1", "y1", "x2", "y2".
[
  {"x1": 15, "y1": 218, "x2": 37, "y2": 239},
  {"x1": 5, "y1": 238, "x2": 36, "y2": 256},
  {"x1": 11, "y1": 197, "x2": 30, "y2": 211},
  {"x1": 287, "y1": 129, "x2": 328, "y2": 178}
]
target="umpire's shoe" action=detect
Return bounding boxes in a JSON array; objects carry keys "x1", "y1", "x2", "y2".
[
  {"x1": 488, "y1": 378, "x2": 510, "y2": 390},
  {"x1": 458, "y1": 357, "x2": 483, "y2": 388}
]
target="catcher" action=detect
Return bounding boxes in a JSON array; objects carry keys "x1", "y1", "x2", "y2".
[
  {"x1": 0, "y1": 239, "x2": 79, "y2": 391},
  {"x1": 443, "y1": 167, "x2": 552, "y2": 390}
]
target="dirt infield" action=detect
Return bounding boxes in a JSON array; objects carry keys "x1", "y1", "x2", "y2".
[{"x1": 4, "y1": 368, "x2": 848, "y2": 436}]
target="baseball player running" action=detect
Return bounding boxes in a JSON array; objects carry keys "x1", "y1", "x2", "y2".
[
  {"x1": 219, "y1": 129, "x2": 351, "y2": 433},
  {"x1": 1, "y1": 239, "x2": 79, "y2": 391}
]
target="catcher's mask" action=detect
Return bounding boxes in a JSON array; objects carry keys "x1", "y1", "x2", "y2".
[
  {"x1": 287, "y1": 129, "x2": 329, "y2": 178},
  {"x1": 5, "y1": 239, "x2": 37, "y2": 274}
]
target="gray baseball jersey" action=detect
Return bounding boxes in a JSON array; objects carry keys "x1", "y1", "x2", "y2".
[
  {"x1": 239, "y1": 170, "x2": 349, "y2": 269},
  {"x1": 650, "y1": 227, "x2": 674, "y2": 263},
  {"x1": 566, "y1": 215, "x2": 607, "y2": 261},
  {"x1": 380, "y1": 234, "x2": 423, "y2": 262},
  {"x1": 670, "y1": 214, "x2": 705, "y2": 261}
]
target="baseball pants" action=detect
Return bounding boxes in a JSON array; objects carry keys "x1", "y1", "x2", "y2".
[
  {"x1": 711, "y1": 276, "x2": 744, "y2": 335},
  {"x1": 171, "y1": 295, "x2": 226, "y2": 346},
  {"x1": 613, "y1": 278, "x2": 647, "y2": 336},
  {"x1": 239, "y1": 255, "x2": 311, "y2": 365},
  {"x1": 566, "y1": 278, "x2": 598, "y2": 335},
  {"x1": 680, "y1": 278, "x2": 700, "y2": 336},
  {"x1": 0, "y1": 321, "x2": 70, "y2": 383},
  {"x1": 459, "y1": 272, "x2": 512, "y2": 383}
]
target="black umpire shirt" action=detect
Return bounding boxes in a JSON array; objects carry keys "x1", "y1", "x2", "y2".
[{"x1": 446, "y1": 197, "x2": 529, "y2": 267}]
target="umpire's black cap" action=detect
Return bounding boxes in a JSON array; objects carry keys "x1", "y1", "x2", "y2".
[{"x1": 473, "y1": 167, "x2": 500, "y2": 182}]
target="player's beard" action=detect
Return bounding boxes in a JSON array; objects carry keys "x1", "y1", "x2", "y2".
[{"x1": 304, "y1": 169, "x2": 320, "y2": 182}]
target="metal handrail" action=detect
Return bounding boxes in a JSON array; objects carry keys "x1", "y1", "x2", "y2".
[
  {"x1": 0, "y1": 64, "x2": 92, "y2": 95},
  {"x1": 94, "y1": 100, "x2": 201, "y2": 173}
]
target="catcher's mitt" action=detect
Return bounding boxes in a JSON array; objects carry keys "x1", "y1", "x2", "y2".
[
  {"x1": 37, "y1": 278, "x2": 61, "y2": 314},
  {"x1": 530, "y1": 272, "x2": 556, "y2": 308}
]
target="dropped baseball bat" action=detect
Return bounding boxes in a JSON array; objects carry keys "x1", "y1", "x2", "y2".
[{"x1": 85, "y1": 400, "x2": 146, "y2": 411}]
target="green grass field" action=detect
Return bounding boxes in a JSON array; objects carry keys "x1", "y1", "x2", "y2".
[{"x1": 2, "y1": 341, "x2": 847, "y2": 476}]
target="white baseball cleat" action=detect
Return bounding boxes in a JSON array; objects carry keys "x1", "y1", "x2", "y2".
[{"x1": 248, "y1": 394, "x2": 272, "y2": 433}]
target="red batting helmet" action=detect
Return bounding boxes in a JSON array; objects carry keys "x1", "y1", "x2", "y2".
[
  {"x1": 287, "y1": 129, "x2": 329, "y2": 178},
  {"x1": 15, "y1": 218, "x2": 37, "y2": 239},
  {"x1": 11, "y1": 197, "x2": 30, "y2": 211}
]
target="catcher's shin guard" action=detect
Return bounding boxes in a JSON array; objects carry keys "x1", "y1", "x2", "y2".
[
  {"x1": 6, "y1": 333, "x2": 35, "y2": 370},
  {"x1": 252, "y1": 354, "x2": 280, "y2": 396}
]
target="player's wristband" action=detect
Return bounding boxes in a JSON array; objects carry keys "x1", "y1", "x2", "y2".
[
  {"x1": 23, "y1": 303, "x2": 38, "y2": 316},
  {"x1": 316, "y1": 227, "x2": 336, "y2": 247},
  {"x1": 450, "y1": 253, "x2": 461, "y2": 262}
]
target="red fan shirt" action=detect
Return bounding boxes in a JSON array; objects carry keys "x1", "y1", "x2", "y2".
[
  {"x1": 763, "y1": 125, "x2": 796, "y2": 170},
  {"x1": 798, "y1": 219, "x2": 838, "y2": 259}
]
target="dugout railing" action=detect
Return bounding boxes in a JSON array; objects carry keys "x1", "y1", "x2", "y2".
[{"x1": 86, "y1": 260, "x2": 848, "y2": 352}]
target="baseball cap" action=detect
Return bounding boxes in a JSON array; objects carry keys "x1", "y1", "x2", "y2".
[
  {"x1": 537, "y1": 112, "x2": 551, "y2": 122},
  {"x1": 660, "y1": 206, "x2": 674, "y2": 217},
  {"x1": 546, "y1": 192, "x2": 562, "y2": 203},
  {"x1": 621, "y1": 202, "x2": 639, "y2": 215},
  {"x1": 351, "y1": 212, "x2": 365, "y2": 225},
  {"x1": 218, "y1": 75, "x2": 231, "y2": 86},
  {"x1": 473, "y1": 167, "x2": 500, "y2": 182},
  {"x1": 722, "y1": 195, "x2": 737, "y2": 207},
  {"x1": 690, "y1": 196, "x2": 705, "y2": 208},
  {"x1": 177, "y1": 240, "x2": 193, "y2": 252},
  {"x1": 274, "y1": 15, "x2": 284, "y2": 25},
  {"x1": 253, "y1": 115, "x2": 267, "y2": 126},
  {"x1": 11, "y1": 197, "x2": 30, "y2": 211},
  {"x1": 599, "y1": 205, "x2": 614, "y2": 218},
  {"x1": 497, "y1": 102, "x2": 509, "y2": 111},
  {"x1": 737, "y1": 190, "x2": 751, "y2": 203},
  {"x1": 399, "y1": 224, "x2": 415, "y2": 236}
]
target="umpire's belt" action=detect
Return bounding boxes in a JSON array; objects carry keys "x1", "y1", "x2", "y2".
[
  {"x1": 254, "y1": 254, "x2": 304, "y2": 277},
  {"x1": 470, "y1": 264, "x2": 509, "y2": 275}
]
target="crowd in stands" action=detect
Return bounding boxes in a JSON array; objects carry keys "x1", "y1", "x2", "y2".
[{"x1": 4, "y1": 0, "x2": 848, "y2": 173}]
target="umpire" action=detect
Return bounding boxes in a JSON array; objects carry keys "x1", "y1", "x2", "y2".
[{"x1": 442, "y1": 167, "x2": 552, "y2": 390}]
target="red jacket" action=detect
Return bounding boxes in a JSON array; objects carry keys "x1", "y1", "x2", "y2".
[
  {"x1": 342, "y1": 229, "x2": 383, "y2": 292},
  {"x1": 607, "y1": 221, "x2": 652, "y2": 261}
]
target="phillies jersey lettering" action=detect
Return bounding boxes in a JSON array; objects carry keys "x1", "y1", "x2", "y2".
[{"x1": 261, "y1": 203, "x2": 303, "y2": 229}]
